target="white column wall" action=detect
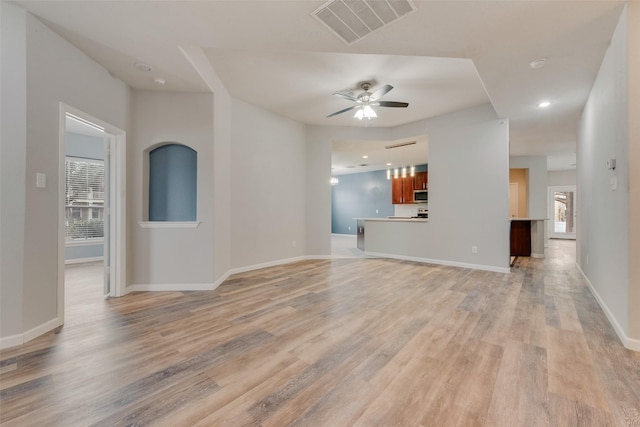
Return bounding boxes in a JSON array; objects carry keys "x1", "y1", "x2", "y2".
[
  {"x1": 0, "y1": 3, "x2": 27, "y2": 343},
  {"x1": 128, "y1": 91, "x2": 214, "y2": 286},
  {"x1": 230, "y1": 99, "x2": 307, "y2": 269}
]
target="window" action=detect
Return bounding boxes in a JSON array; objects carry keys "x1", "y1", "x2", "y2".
[{"x1": 65, "y1": 157, "x2": 105, "y2": 242}]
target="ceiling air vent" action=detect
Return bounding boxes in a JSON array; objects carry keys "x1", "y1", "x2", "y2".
[
  {"x1": 385, "y1": 141, "x2": 416, "y2": 149},
  {"x1": 313, "y1": 0, "x2": 417, "y2": 45}
]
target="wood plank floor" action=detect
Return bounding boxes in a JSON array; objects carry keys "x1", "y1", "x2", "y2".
[{"x1": 2, "y1": 240, "x2": 640, "y2": 426}]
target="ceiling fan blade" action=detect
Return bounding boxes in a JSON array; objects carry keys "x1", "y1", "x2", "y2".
[
  {"x1": 327, "y1": 105, "x2": 357, "y2": 117},
  {"x1": 332, "y1": 90, "x2": 358, "y2": 102},
  {"x1": 376, "y1": 101, "x2": 409, "y2": 108},
  {"x1": 370, "y1": 84, "x2": 393, "y2": 101}
]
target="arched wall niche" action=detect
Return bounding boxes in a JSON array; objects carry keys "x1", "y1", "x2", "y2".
[{"x1": 147, "y1": 142, "x2": 197, "y2": 221}]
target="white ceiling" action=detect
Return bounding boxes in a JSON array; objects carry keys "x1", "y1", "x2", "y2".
[
  {"x1": 16, "y1": 0, "x2": 626, "y2": 172},
  {"x1": 332, "y1": 136, "x2": 428, "y2": 176}
]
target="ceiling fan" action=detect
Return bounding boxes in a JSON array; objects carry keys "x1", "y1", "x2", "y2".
[{"x1": 327, "y1": 82, "x2": 409, "y2": 119}]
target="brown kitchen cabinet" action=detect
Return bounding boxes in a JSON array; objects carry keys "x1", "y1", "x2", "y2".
[
  {"x1": 510, "y1": 220, "x2": 532, "y2": 256},
  {"x1": 414, "y1": 171, "x2": 428, "y2": 190},
  {"x1": 392, "y1": 176, "x2": 415, "y2": 204}
]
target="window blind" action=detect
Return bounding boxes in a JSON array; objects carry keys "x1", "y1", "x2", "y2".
[{"x1": 65, "y1": 157, "x2": 105, "y2": 241}]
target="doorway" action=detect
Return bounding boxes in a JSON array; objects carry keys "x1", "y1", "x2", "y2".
[
  {"x1": 58, "y1": 104, "x2": 126, "y2": 326},
  {"x1": 548, "y1": 185, "x2": 576, "y2": 239}
]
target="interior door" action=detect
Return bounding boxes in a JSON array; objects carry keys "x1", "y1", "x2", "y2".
[
  {"x1": 549, "y1": 185, "x2": 576, "y2": 239},
  {"x1": 509, "y1": 183, "x2": 519, "y2": 218}
]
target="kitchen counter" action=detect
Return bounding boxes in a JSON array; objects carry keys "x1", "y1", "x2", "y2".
[{"x1": 354, "y1": 217, "x2": 428, "y2": 222}]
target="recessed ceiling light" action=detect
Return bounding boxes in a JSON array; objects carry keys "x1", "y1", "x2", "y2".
[
  {"x1": 134, "y1": 62, "x2": 152, "y2": 72},
  {"x1": 362, "y1": 155, "x2": 368, "y2": 159},
  {"x1": 386, "y1": 162, "x2": 392, "y2": 166},
  {"x1": 538, "y1": 101, "x2": 551, "y2": 108},
  {"x1": 529, "y1": 58, "x2": 547, "y2": 69}
]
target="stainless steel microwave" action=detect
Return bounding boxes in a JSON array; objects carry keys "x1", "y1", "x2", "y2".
[{"x1": 414, "y1": 190, "x2": 428, "y2": 203}]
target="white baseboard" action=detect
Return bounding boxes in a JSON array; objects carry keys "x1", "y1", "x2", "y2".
[
  {"x1": 0, "y1": 333, "x2": 24, "y2": 349},
  {"x1": 0, "y1": 317, "x2": 61, "y2": 350},
  {"x1": 531, "y1": 253, "x2": 545, "y2": 259},
  {"x1": 127, "y1": 283, "x2": 216, "y2": 292},
  {"x1": 305, "y1": 255, "x2": 333, "y2": 260},
  {"x1": 126, "y1": 257, "x2": 311, "y2": 294},
  {"x1": 227, "y1": 256, "x2": 308, "y2": 275},
  {"x1": 576, "y1": 263, "x2": 640, "y2": 352},
  {"x1": 65, "y1": 256, "x2": 104, "y2": 265},
  {"x1": 364, "y1": 251, "x2": 510, "y2": 274}
]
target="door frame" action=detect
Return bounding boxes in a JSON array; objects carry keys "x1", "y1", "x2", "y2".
[
  {"x1": 548, "y1": 185, "x2": 576, "y2": 239},
  {"x1": 57, "y1": 103, "x2": 127, "y2": 326}
]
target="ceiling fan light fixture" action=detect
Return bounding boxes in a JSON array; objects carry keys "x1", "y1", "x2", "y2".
[
  {"x1": 363, "y1": 105, "x2": 377, "y2": 118},
  {"x1": 529, "y1": 58, "x2": 547, "y2": 69},
  {"x1": 354, "y1": 105, "x2": 377, "y2": 120}
]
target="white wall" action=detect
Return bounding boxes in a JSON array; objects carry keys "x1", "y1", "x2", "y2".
[
  {"x1": 230, "y1": 99, "x2": 307, "y2": 268},
  {"x1": 305, "y1": 104, "x2": 510, "y2": 270},
  {"x1": 0, "y1": 2, "x2": 27, "y2": 341},
  {"x1": 129, "y1": 91, "x2": 214, "y2": 285},
  {"x1": 547, "y1": 170, "x2": 576, "y2": 187},
  {"x1": 578, "y1": 6, "x2": 630, "y2": 342}
]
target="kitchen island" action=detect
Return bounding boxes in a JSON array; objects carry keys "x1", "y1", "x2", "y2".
[
  {"x1": 354, "y1": 217, "x2": 428, "y2": 251},
  {"x1": 510, "y1": 218, "x2": 547, "y2": 258},
  {"x1": 352, "y1": 216, "x2": 510, "y2": 274}
]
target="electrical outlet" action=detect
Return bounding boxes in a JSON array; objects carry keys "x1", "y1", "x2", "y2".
[
  {"x1": 292, "y1": 241, "x2": 296, "y2": 248},
  {"x1": 471, "y1": 246, "x2": 478, "y2": 254},
  {"x1": 348, "y1": 226, "x2": 351, "y2": 230},
  {"x1": 376, "y1": 209, "x2": 379, "y2": 214}
]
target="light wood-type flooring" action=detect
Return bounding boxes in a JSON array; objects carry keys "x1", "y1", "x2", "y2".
[{"x1": 1, "y1": 240, "x2": 640, "y2": 426}]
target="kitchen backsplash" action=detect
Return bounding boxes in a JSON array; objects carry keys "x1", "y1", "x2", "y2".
[{"x1": 394, "y1": 204, "x2": 427, "y2": 217}]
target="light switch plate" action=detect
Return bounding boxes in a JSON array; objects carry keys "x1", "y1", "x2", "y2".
[
  {"x1": 610, "y1": 175, "x2": 617, "y2": 191},
  {"x1": 36, "y1": 173, "x2": 46, "y2": 188}
]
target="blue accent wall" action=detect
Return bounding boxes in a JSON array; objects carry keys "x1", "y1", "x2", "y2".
[
  {"x1": 149, "y1": 143, "x2": 197, "y2": 221},
  {"x1": 331, "y1": 164, "x2": 429, "y2": 235},
  {"x1": 331, "y1": 169, "x2": 394, "y2": 235}
]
